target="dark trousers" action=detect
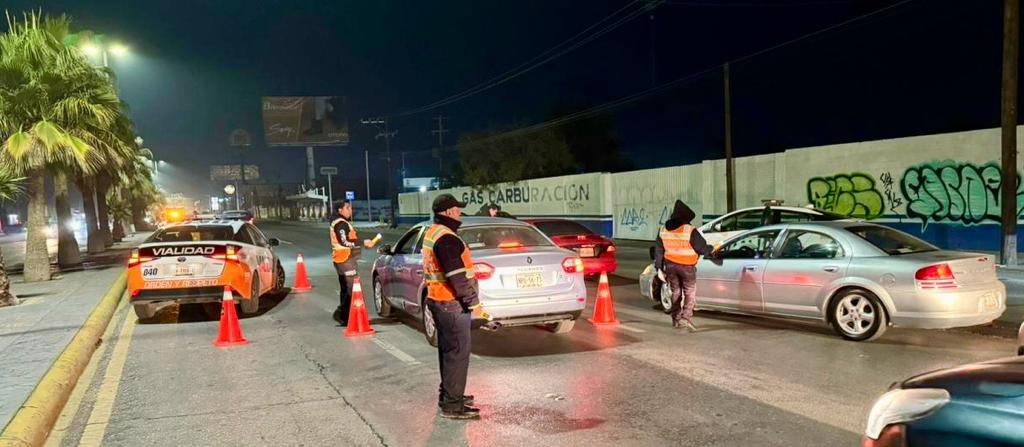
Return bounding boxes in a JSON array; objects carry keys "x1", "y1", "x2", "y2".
[
  {"x1": 334, "y1": 261, "x2": 357, "y2": 321},
  {"x1": 427, "y1": 299, "x2": 471, "y2": 411},
  {"x1": 665, "y1": 262, "x2": 698, "y2": 323}
]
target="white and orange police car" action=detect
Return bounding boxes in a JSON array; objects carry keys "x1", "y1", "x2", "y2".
[{"x1": 128, "y1": 220, "x2": 286, "y2": 319}]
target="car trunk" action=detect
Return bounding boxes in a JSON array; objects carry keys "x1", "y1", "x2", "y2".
[
  {"x1": 898, "y1": 251, "x2": 998, "y2": 286},
  {"x1": 549, "y1": 234, "x2": 612, "y2": 258},
  {"x1": 138, "y1": 242, "x2": 231, "y2": 280},
  {"x1": 474, "y1": 246, "x2": 578, "y2": 299}
]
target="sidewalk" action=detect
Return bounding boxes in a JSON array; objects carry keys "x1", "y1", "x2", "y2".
[{"x1": 0, "y1": 232, "x2": 147, "y2": 431}]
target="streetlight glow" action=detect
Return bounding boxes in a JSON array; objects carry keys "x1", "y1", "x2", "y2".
[
  {"x1": 109, "y1": 44, "x2": 129, "y2": 57},
  {"x1": 81, "y1": 43, "x2": 100, "y2": 56},
  {"x1": 419, "y1": 185, "x2": 427, "y2": 192}
]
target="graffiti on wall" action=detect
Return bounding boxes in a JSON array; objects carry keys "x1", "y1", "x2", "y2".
[
  {"x1": 618, "y1": 206, "x2": 671, "y2": 233},
  {"x1": 900, "y1": 161, "x2": 1024, "y2": 227},
  {"x1": 878, "y1": 172, "x2": 903, "y2": 213},
  {"x1": 806, "y1": 173, "x2": 885, "y2": 219}
]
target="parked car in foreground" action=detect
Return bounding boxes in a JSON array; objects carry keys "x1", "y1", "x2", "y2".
[
  {"x1": 863, "y1": 354, "x2": 1024, "y2": 446},
  {"x1": 639, "y1": 221, "x2": 1006, "y2": 341},
  {"x1": 371, "y1": 217, "x2": 587, "y2": 346},
  {"x1": 523, "y1": 218, "x2": 616, "y2": 275},
  {"x1": 699, "y1": 201, "x2": 849, "y2": 246}
]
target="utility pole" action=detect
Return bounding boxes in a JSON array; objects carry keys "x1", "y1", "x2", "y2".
[
  {"x1": 432, "y1": 116, "x2": 448, "y2": 183},
  {"x1": 365, "y1": 150, "x2": 372, "y2": 222},
  {"x1": 360, "y1": 117, "x2": 397, "y2": 227},
  {"x1": 1002, "y1": 0, "x2": 1020, "y2": 265},
  {"x1": 723, "y1": 63, "x2": 736, "y2": 212}
]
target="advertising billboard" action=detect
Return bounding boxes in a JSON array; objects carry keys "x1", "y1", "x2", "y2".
[
  {"x1": 262, "y1": 96, "x2": 349, "y2": 146},
  {"x1": 210, "y1": 164, "x2": 260, "y2": 181}
]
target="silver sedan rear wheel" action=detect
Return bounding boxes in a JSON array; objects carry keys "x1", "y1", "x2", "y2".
[
  {"x1": 422, "y1": 299, "x2": 438, "y2": 347},
  {"x1": 659, "y1": 282, "x2": 673, "y2": 314},
  {"x1": 830, "y1": 289, "x2": 887, "y2": 341}
]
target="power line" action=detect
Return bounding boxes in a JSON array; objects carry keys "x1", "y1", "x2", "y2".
[
  {"x1": 664, "y1": 0, "x2": 858, "y2": 6},
  {"x1": 391, "y1": 0, "x2": 659, "y2": 117},
  {"x1": 460, "y1": 0, "x2": 917, "y2": 148}
]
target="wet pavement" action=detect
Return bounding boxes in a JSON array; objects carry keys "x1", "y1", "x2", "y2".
[{"x1": 51, "y1": 221, "x2": 1021, "y2": 446}]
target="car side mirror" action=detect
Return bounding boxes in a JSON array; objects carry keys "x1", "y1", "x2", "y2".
[
  {"x1": 648, "y1": 246, "x2": 656, "y2": 261},
  {"x1": 378, "y1": 244, "x2": 393, "y2": 255},
  {"x1": 268, "y1": 238, "x2": 280, "y2": 247}
]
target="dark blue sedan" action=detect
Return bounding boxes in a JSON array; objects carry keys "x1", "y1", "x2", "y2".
[{"x1": 864, "y1": 354, "x2": 1024, "y2": 446}]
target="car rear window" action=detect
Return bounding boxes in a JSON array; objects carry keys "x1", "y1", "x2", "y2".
[
  {"x1": 148, "y1": 225, "x2": 234, "y2": 243},
  {"x1": 532, "y1": 220, "x2": 593, "y2": 236},
  {"x1": 847, "y1": 225, "x2": 937, "y2": 255},
  {"x1": 459, "y1": 225, "x2": 553, "y2": 249}
]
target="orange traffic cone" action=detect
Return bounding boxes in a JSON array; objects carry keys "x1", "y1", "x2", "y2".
[
  {"x1": 588, "y1": 272, "x2": 620, "y2": 325},
  {"x1": 344, "y1": 277, "x2": 376, "y2": 337},
  {"x1": 292, "y1": 253, "x2": 312, "y2": 293},
  {"x1": 214, "y1": 287, "x2": 248, "y2": 347}
]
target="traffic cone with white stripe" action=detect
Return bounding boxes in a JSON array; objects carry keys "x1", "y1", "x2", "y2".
[
  {"x1": 344, "y1": 277, "x2": 376, "y2": 337},
  {"x1": 214, "y1": 286, "x2": 248, "y2": 347},
  {"x1": 588, "y1": 272, "x2": 620, "y2": 325},
  {"x1": 292, "y1": 253, "x2": 312, "y2": 293}
]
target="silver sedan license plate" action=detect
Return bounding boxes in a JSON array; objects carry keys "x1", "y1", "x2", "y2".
[
  {"x1": 983, "y1": 293, "x2": 998, "y2": 311},
  {"x1": 516, "y1": 272, "x2": 544, "y2": 288}
]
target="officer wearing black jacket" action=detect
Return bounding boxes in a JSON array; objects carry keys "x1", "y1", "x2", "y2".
[{"x1": 421, "y1": 194, "x2": 488, "y2": 419}]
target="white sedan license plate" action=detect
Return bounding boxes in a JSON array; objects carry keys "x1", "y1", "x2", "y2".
[
  {"x1": 516, "y1": 273, "x2": 544, "y2": 289},
  {"x1": 175, "y1": 264, "x2": 196, "y2": 276},
  {"x1": 578, "y1": 247, "x2": 595, "y2": 258}
]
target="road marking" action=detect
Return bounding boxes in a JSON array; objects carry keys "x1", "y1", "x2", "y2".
[
  {"x1": 77, "y1": 306, "x2": 137, "y2": 447},
  {"x1": 46, "y1": 299, "x2": 129, "y2": 447},
  {"x1": 614, "y1": 324, "x2": 646, "y2": 333},
  {"x1": 372, "y1": 337, "x2": 421, "y2": 365}
]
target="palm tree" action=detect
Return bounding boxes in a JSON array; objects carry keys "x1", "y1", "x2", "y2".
[
  {"x1": 0, "y1": 13, "x2": 111, "y2": 281},
  {"x1": 0, "y1": 168, "x2": 25, "y2": 307}
]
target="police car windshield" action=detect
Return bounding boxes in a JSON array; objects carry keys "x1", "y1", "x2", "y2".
[
  {"x1": 148, "y1": 225, "x2": 234, "y2": 243},
  {"x1": 459, "y1": 225, "x2": 553, "y2": 250}
]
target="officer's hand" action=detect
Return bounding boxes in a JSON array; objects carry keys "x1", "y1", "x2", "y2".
[
  {"x1": 470, "y1": 305, "x2": 490, "y2": 321},
  {"x1": 363, "y1": 239, "x2": 375, "y2": 248}
]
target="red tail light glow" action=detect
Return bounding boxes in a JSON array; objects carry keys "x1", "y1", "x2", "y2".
[
  {"x1": 562, "y1": 257, "x2": 585, "y2": 274},
  {"x1": 211, "y1": 245, "x2": 241, "y2": 262},
  {"x1": 498, "y1": 241, "x2": 524, "y2": 249},
  {"x1": 915, "y1": 263, "x2": 957, "y2": 289},
  {"x1": 128, "y1": 249, "x2": 153, "y2": 267},
  {"x1": 607, "y1": 244, "x2": 616, "y2": 253},
  {"x1": 475, "y1": 262, "x2": 495, "y2": 280}
]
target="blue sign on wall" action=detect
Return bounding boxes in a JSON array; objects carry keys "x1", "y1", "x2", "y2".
[{"x1": 345, "y1": 191, "x2": 355, "y2": 200}]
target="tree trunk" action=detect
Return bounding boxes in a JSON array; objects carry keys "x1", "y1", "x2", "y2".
[
  {"x1": 24, "y1": 170, "x2": 51, "y2": 282},
  {"x1": 79, "y1": 176, "x2": 104, "y2": 254},
  {"x1": 112, "y1": 219, "x2": 125, "y2": 242},
  {"x1": 54, "y1": 172, "x2": 82, "y2": 267},
  {"x1": 96, "y1": 174, "x2": 113, "y2": 248},
  {"x1": 0, "y1": 247, "x2": 18, "y2": 307},
  {"x1": 131, "y1": 197, "x2": 151, "y2": 231}
]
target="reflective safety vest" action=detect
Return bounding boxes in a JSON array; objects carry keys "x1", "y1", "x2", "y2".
[
  {"x1": 660, "y1": 225, "x2": 699, "y2": 266},
  {"x1": 330, "y1": 218, "x2": 359, "y2": 263},
  {"x1": 422, "y1": 224, "x2": 475, "y2": 302}
]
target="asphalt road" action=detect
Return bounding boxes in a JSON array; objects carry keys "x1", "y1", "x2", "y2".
[{"x1": 50, "y1": 221, "x2": 1021, "y2": 446}]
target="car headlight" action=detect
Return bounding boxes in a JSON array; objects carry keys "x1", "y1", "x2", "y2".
[{"x1": 865, "y1": 388, "x2": 950, "y2": 440}]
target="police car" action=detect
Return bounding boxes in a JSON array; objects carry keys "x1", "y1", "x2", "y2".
[{"x1": 128, "y1": 220, "x2": 286, "y2": 319}]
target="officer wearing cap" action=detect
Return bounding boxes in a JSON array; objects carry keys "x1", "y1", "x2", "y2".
[{"x1": 422, "y1": 193, "x2": 487, "y2": 419}]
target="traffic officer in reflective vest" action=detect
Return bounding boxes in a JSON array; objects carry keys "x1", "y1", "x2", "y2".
[
  {"x1": 422, "y1": 193, "x2": 487, "y2": 420},
  {"x1": 654, "y1": 200, "x2": 713, "y2": 332},
  {"x1": 331, "y1": 200, "x2": 374, "y2": 325}
]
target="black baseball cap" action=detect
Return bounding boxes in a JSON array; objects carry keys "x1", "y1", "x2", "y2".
[{"x1": 432, "y1": 193, "x2": 467, "y2": 213}]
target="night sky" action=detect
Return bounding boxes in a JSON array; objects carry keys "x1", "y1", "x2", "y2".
[{"x1": 2, "y1": 0, "x2": 1012, "y2": 202}]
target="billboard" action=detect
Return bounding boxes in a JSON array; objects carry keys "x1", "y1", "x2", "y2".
[
  {"x1": 262, "y1": 96, "x2": 349, "y2": 146},
  {"x1": 210, "y1": 164, "x2": 260, "y2": 181}
]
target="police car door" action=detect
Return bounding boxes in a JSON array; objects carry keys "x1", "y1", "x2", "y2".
[{"x1": 239, "y1": 224, "x2": 272, "y2": 294}]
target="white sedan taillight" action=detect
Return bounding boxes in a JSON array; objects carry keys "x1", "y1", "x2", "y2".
[
  {"x1": 475, "y1": 262, "x2": 495, "y2": 280},
  {"x1": 561, "y1": 257, "x2": 584, "y2": 274},
  {"x1": 915, "y1": 263, "x2": 957, "y2": 289}
]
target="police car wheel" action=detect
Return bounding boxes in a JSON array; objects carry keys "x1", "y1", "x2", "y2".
[
  {"x1": 374, "y1": 278, "x2": 392, "y2": 317},
  {"x1": 422, "y1": 299, "x2": 438, "y2": 347},
  {"x1": 273, "y1": 262, "x2": 286, "y2": 293},
  {"x1": 241, "y1": 276, "x2": 261, "y2": 315}
]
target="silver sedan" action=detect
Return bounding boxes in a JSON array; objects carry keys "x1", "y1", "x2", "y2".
[
  {"x1": 372, "y1": 217, "x2": 587, "y2": 346},
  {"x1": 640, "y1": 222, "x2": 1006, "y2": 341}
]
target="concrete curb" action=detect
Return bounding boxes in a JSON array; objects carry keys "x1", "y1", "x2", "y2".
[{"x1": 0, "y1": 270, "x2": 128, "y2": 447}]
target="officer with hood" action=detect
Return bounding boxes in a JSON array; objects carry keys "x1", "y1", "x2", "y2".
[{"x1": 654, "y1": 200, "x2": 713, "y2": 331}]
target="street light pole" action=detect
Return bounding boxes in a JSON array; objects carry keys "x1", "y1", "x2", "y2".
[
  {"x1": 360, "y1": 117, "x2": 397, "y2": 227},
  {"x1": 365, "y1": 150, "x2": 372, "y2": 222}
]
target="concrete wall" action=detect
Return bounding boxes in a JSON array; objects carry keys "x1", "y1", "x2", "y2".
[{"x1": 399, "y1": 126, "x2": 1024, "y2": 250}]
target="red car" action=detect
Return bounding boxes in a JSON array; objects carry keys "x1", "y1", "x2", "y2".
[{"x1": 524, "y1": 219, "x2": 616, "y2": 275}]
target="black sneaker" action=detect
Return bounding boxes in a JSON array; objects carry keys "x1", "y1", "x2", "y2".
[
  {"x1": 440, "y1": 405, "x2": 480, "y2": 420},
  {"x1": 437, "y1": 395, "x2": 474, "y2": 408},
  {"x1": 332, "y1": 309, "x2": 346, "y2": 326}
]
